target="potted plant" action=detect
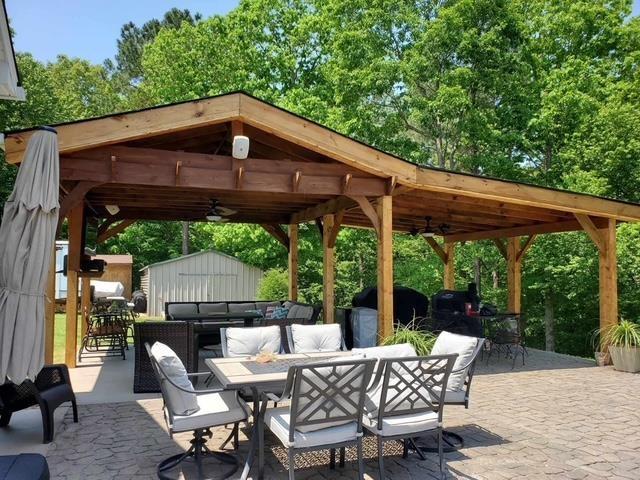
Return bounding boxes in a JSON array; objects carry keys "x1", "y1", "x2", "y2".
[
  {"x1": 598, "y1": 320, "x2": 640, "y2": 373},
  {"x1": 380, "y1": 320, "x2": 437, "y2": 355}
]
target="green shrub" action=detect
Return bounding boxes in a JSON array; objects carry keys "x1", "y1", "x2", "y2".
[{"x1": 257, "y1": 268, "x2": 289, "y2": 301}]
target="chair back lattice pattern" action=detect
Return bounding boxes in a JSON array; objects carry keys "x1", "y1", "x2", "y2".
[
  {"x1": 377, "y1": 354, "x2": 457, "y2": 423},
  {"x1": 288, "y1": 358, "x2": 375, "y2": 441}
]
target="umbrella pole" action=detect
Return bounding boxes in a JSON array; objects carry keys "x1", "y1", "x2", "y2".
[{"x1": 44, "y1": 243, "x2": 56, "y2": 364}]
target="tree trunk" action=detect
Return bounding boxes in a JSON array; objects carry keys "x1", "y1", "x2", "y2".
[
  {"x1": 182, "y1": 221, "x2": 190, "y2": 255},
  {"x1": 474, "y1": 257, "x2": 482, "y2": 297},
  {"x1": 492, "y1": 270, "x2": 499, "y2": 289},
  {"x1": 544, "y1": 291, "x2": 555, "y2": 352}
]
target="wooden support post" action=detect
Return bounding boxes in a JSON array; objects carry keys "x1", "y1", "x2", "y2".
[
  {"x1": 65, "y1": 203, "x2": 84, "y2": 368},
  {"x1": 444, "y1": 242, "x2": 456, "y2": 290},
  {"x1": 288, "y1": 224, "x2": 299, "y2": 302},
  {"x1": 377, "y1": 196, "x2": 394, "y2": 341},
  {"x1": 322, "y1": 215, "x2": 335, "y2": 324},
  {"x1": 80, "y1": 277, "x2": 91, "y2": 339},
  {"x1": 507, "y1": 237, "x2": 522, "y2": 313},
  {"x1": 44, "y1": 243, "x2": 56, "y2": 364},
  {"x1": 598, "y1": 218, "x2": 618, "y2": 336}
]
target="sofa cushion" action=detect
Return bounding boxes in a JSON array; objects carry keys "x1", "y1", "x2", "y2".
[
  {"x1": 228, "y1": 302, "x2": 256, "y2": 313},
  {"x1": 289, "y1": 324, "x2": 343, "y2": 353},
  {"x1": 255, "y1": 301, "x2": 282, "y2": 315},
  {"x1": 224, "y1": 326, "x2": 281, "y2": 357},
  {"x1": 198, "y1": 303, "x2": 228, "y2": 314},
  {"x1": 150, "y1": 342, "x2": 199, "y2": 416},
  {"x1": 431, "y1": 331, "x2": 480, "y2": 391},
  {"x1": 286, "y1": 302, "x2": 315, "y2": 322},
  {"x1": 167, "y1": 303, "x2": 198, "y2": 317}
]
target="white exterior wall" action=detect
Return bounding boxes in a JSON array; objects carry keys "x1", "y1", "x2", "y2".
[{"x1": 144, "y1": 251, "x2": 264, "y2": 317}]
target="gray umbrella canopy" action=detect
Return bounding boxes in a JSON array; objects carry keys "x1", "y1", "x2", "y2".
[{"x1": 0, "y1": 129, "x2": 59, "y2": 383}]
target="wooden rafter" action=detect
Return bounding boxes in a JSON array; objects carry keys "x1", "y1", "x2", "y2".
[
  {"x1": 424, "y1": 237, "x2": 448, "y2": 264},
  {"x1": 517, "y1": 234, "x2": 537, "y2": 262},
  {"x1": 327, "y1": 210, "x2": 344, "y2": 248},
  {"x1": 59, "y1": 181, "x2": 102, "y2": 219},
  {"x1": 446, "y1": 218, "x2": 609, "y2": 242},
  {"x1": 60, "y1": 147, "x2": 387, "y2": 197},
  {"x1": 348, "y1": 196, "x2": 381, "y2": 234},
  {"x1": 260, "y1": 223, "x2": 289, "y2": 250},
  {"x1": 97, "y1": 219, "x2": 135, "y2": 244},
  {"x1": 575, "y1": 214, "x2": 605, "y2": 253},
  {"x1": 493, "y1": 239, "x2": 507, "y2": 259},
  {"x1": 290, "y1": 196, "x2": 357, "y2": 224}
]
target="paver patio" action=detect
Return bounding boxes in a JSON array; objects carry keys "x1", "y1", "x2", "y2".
[{"x1": 33, "y1": 349, "x2": 640, "y2": 480}]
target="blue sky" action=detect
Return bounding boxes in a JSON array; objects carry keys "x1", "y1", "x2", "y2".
[
  {"x1": 6, "y1": 0, "x2": 640, "y2": 65},
  {"x1": 6, "y1": 0, "x2": 240, "y2": 64}
]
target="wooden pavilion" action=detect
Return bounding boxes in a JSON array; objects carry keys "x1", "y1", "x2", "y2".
[{"x1": 4, "y1": 92, "x2": 640, "y2": 367}]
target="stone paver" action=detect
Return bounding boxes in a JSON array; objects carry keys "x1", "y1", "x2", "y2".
[{"x1": 44, "y1": 349, "x2": 640, "y2": 479}]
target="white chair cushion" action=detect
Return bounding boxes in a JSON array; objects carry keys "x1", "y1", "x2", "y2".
[
  {"x1": 265, "y1": 407, "x2": 359, "y2": 448},
  {"x1": 352, "y1": 343, "x2": 417, "y2": 359},
  {"x1": 290, "y1": 324, "x2": 342, "y2": 353},
  {"x1": 363, "y1": 409, "x2": 439, "y2": 437},
  {"x1": 171, "y1": 391, "x2": 249, "y2": 432},
  {"x1": 150, "y1": 342, "x2": 199, "y2": 416},
  {"x1": 225, "y1": 326, "x2": 281, "y2": 357},
  {"x1": 431, "y1": 331, "x2": 479, "y2": 391}
]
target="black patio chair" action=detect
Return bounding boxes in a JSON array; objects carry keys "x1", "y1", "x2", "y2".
[
  {"x1": 485, "y1": 314, "x2": 527, "y2": 368},
  {"x1": 0, "y1": 364, "x2": 78, "y2": 444},
  {"x1": 78, "y1": 312, "x2": 127, "y2": 362}
]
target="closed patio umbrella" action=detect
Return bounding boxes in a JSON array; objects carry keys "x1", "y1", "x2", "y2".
[{"x1": 0, "y1": 128, "x2": 59, "y2": 383}]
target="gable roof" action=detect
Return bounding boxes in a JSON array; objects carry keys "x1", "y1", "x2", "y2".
[
  {"x1": 140, "y1": 249, "x2": 262, "y2": 272},
  {"x1": 4, "y1": 91, "x2": 640, "y2": 227}
]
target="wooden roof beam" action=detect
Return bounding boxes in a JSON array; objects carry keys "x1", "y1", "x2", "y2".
[
  {"x1": 260, "y1": 224, "x2": 289, "y2": 250},
  {"x1": 97, "y1": 219, "x2": 136, "y2": 244},
  {"x1": 446, "y1": 218, "x2": 610, "y2": 242},
  {"x1": 290, "y1": 196, "x2": 357, "y2": 224}
]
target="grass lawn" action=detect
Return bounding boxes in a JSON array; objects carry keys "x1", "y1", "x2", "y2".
[{"x1": 52, "y1": 313, "x2": 163, "y2": 364}]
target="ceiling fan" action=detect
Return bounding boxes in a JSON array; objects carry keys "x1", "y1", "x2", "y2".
[
  {"x1": 205, "y1": 200, "x2": 237, "y2": 222},
  {"x1": 410, "y1": 216, "x2": 450, "y2": 237}
]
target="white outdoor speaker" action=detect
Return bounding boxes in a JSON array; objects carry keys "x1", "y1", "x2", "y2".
[
  {"x1": 105, "y1": 204, "x2": 120, "y2": 216},
  {"x1": 232, "y1": 135, "x2": 250, "y2": 159}
]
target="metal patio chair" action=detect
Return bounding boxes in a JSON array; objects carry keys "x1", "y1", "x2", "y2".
[
  {"x1": 485, "y1": 314, "x2": 526, "y2": 368},
  {"x1": 258, "y1": 357, "x2": 376, "y2": 480},
  {"x1": 363, "y1": 354, "x2": 457, "y2": 477},
  {"x1": 145, "y1": 342, "x2": 250, "y2": 480},
  {"x1": 78, "y1": 312, "x2": 127, "y2": 362},
  {"x1": 415, "y1": 331, "x2": 485, "y2": 452}
]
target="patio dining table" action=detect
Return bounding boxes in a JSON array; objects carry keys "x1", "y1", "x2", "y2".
[{"x1": 205, "y1": 351, "x2": 353, "y2": 479}]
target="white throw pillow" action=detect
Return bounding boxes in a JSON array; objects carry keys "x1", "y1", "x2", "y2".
[
  {"x1": 150, "y1": 342, "x2": 199, "y2": 416},
  {"x1": 290, "y1": 324, "x2": 343, "y2": 353},
  {"x1": 225, "y1": 326, "x2": 281, "y2": 357},
  {"x1": 430, "y1": 331, "x2": 480, "y2": 391}
]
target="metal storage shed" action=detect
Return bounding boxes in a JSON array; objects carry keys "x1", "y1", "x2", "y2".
[{"x1": 140, "y1": 250, "x2": 264, "y2": 317}]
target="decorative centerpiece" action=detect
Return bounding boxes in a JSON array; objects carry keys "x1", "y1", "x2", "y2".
[{"x1": 255, "y1": 350, "x2": 277, "y2": 364}]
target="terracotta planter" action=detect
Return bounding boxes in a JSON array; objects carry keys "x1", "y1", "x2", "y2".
[{"x1": 609, "y1": 346, "x2": 640, "y2": 373}]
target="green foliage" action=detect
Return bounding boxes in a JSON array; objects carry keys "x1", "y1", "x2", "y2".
[
  {"x1": 381, "y1": 321, "x2": 438, "y2": 356},
  {"x1": 597, "y1": 320, "x2": 640, "y2": 349},
  {"x1": 2, "y1": 1, "x2": 640, "y2": 360},
  {"x1": 257, "y1": 269, "x2": 289, "y2": 301}
]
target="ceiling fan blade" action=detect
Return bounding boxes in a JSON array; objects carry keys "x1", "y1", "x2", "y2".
[{"x1": 217, "y1": 206, "x2": 237, "y2": 216}]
